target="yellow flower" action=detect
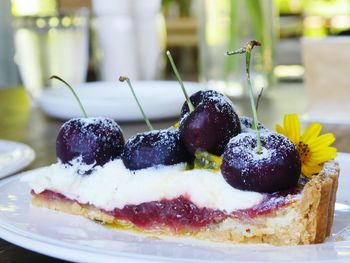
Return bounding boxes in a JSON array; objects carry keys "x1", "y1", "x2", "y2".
[{"x1": 276, "y1": 114, "x2": 336, "y2": 178}]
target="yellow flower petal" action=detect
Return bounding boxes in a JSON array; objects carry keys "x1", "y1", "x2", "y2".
[
  {"x1": 292, "y1": 115, "x2": 301, "y2": 144},
  {"x1": 309, "y1": 133, "x2": 335, "y2": 151},
  {"x1": 302, "y1": 164, "x2": 322, "y2": 178},
  {"x1": 284, "y1": 115, "x2": 291, "y2": 137},
  {"x1": 308, "y1": 147, "x2": 337, "y2": 163},
  {"x1": 276, "y1": 124, "x2": 286, "y2": 136},
  {"x1": 284, "y1": 114, "x2": 300, "y2": 144},
  {"x1": 276, "y1": 113, "x2": 337, "y2": 179},
  {"x1": 300, "y1": 122, "x2": 322, "y2": 144}
]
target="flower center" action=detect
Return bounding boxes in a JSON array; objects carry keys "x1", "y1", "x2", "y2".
[{"x1": 297, "y1": 141, "x2": 310, "y2": 162}]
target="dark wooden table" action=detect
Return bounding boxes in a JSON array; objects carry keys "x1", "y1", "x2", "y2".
[{"x1": 0, "y1": 85, "x2": 349, "y2": 262}]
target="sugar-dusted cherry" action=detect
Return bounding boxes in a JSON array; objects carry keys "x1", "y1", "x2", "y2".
[
  {"x1": 180, "y1": 96, "x2": 241, "y2": 156},
  {"x1": 51, "y1": 75, "x2": 124, "y2": 172},
  {"x1": 223, "y1": 40, "x2": 301, "y2": 192},
  {"x1": 221, "y1": 132, "x2": 301, "y2": 193},
  {"x1": 56, "y1": 117, "x2": 124, "y2": 167},
  {"x1": 119, "y1": 76, "x2": 191, "y2": 170},
  {"x1": 122, "y1": 129, "x2": 191, "y2": 170},
  {"x1": 166, "y1": 51, "x2": 241, "y2": 156}
]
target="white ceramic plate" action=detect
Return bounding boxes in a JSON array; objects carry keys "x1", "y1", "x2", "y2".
[
  {"x1": 0, "y1": 153, "x2": 350, "y2": 263},
  {"x1": 38, "y1": 81, "x2": 205, "y2": 121},
  {"x1": 0, "y1": 140, "x2": 35, "y2": 179}
]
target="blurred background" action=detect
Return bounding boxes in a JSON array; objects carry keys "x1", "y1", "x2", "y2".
[
  {"x1": 1, "y1": 0, "x2": 349, "y2": 86},
  {"x1": 1, "y1": 0, "x2": 350, "y2": 123}
]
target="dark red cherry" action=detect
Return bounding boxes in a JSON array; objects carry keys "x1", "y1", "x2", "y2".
[
  {"x1": 122, "y1": 129, "x2": 191, "y2": 170},
  {"x1": 240, "y1": 116, "x2": 267, "y2": 133},
  {"x1": 181, "y1": 90, "x2": 231, "y2": 117},
  {"x1": 180, "y1": 95, "x2": 241, "y2": 156},
  {"x1": 56, "y1": 117, "x2": 124, "y2": 171},
  {"x1": 221, "y1": 132, "x2": 301, "y2": 193}
]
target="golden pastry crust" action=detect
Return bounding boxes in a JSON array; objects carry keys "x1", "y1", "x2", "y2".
[{"x1": 31, "y1": 160, "x2": 340, "y2": 246}]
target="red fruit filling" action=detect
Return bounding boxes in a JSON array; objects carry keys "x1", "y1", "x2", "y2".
[
  {"x1": 232, "y1": 191, "x2": 298, "y2": 220},
  {"x1": 108, "y1": 196, "x2": 226, "y2": 232},
  {"x1": 34, "y1": 189, "x2": 299, "y2": 232}
]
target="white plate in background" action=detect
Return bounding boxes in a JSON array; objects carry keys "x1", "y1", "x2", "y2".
[
  {"x1": 0, "y1": 140, "x2": 35, "y2": 179},
  {"x1": 0, "y1": 153, "x2": 349, "y2": 262},
  {"x1": 301, "y1": 113, "x2": 350, "y2": 125},
  {"x1": 38, "y1": 81, "x2": 205, "y2": 121}
]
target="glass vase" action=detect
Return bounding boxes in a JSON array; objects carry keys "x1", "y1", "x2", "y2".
[{"x1": 198, "y1": 0, "x2": 277, "y2": 97}]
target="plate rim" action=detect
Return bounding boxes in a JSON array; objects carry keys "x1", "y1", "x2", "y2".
[{"x1": 0, "y1": 139, "x2": 35, "y2": 179}]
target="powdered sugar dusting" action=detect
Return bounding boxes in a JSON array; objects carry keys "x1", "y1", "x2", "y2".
[
  {"x1": 240, "y1": 116, "x2": 268, "y2": 133},
  {"x1": 122, "y1": 128, "x2": 190, "y2": 170},
  {"x1": 59, "y1": 117, "x2": 124, "y2": 149},
  {"x1": 64, "y1": 117, "x2": 122, "y2": 133},
  {"x1": 225, "y1": 132, "x2": 277, "y2": 164},
  {"x1": 202, "y1": 91, "x2": 237, "y2": 115},
  {"x1": 125, "y1": 128, "x2": 179, "y2": 154},
  {"x1": 227, "y1": 132, "x2": 295, "y2": 159},
  {"x1": 320, "y1": 159, "x2": 339, "y2": 176},
  {"x1": 180, "y1": 89, "x2": 238, "y2": 117}
]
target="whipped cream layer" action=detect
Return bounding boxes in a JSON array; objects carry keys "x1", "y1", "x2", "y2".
[{"x1": 22, "y1": 159, "x2": 264, "y2": 213}]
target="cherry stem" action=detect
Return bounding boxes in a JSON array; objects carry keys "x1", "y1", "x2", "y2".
[
  {"x1": 256, "y1": 87, "x2": 264, "y2": 112},
  {"x1": 226, "y1": 40, "x2": 262, "y2": 154},
  {"x1": 119, "y1": 76, "x2": 154, "y2": 131},
  {"x1": 166, "y1": 50, "x2": 195, "y2": 112},
  {"x1": 50, "y1": 75, "x2": 88, "y2": 118}
]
